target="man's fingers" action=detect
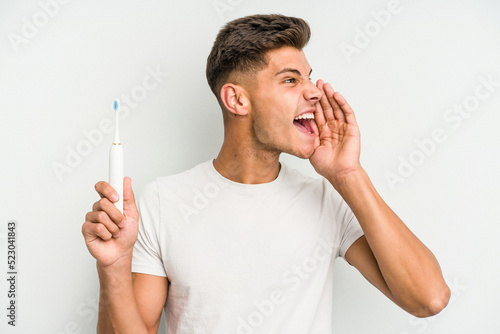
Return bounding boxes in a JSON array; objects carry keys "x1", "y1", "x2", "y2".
[
  {"x1": 83, "y1": 221, "x2": 114, "y2": 241},
  {"x1": 85, "y1": 210, "x2": 121, "y2": 238},
  {"x1": 314, "y1": 98, "x2": 327, "y2": 128},
  {"x1": 123, "y1": 177, "x2": 136, "y2": 208},
  {"x1": 95, "y1": 181, "x2": 120, "y2": 203},
  {"x1": 323, "y1": 83, "x2": 346, "y2": 123},
  {"x1": 333, "y1": 91, "x2": 358, "y2": 126},
  {"x1": 92, "y1": 197, "x2": 125, "y2": 226},
  {"x1": 122, "y1": 177, "x2": 139, "y2": 222},
  {"x1": 317, "y1": 80, "x2": 336, "y2": 122},
  {"x1": 314, "y1": 80, "x2": 327, "y2": 127}
]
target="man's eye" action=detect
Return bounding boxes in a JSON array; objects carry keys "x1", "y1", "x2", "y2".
[{"x1": 284, "y1": 78, "x2": 296, "y2": 83}]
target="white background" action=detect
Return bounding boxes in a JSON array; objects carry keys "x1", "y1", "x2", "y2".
[{"x1": 1, "y1": 0, "x2": 499, "y2": 333}]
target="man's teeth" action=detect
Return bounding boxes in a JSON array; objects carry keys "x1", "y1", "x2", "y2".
[{"x1": 294, "y1": 112, "x2": 315, "y2": 120}]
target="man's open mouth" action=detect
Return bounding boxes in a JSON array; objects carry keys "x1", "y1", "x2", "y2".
[{"x1": 293, "y1": 112, "x2": 315, "y2": 135}]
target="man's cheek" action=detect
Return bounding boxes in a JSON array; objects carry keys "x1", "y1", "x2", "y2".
[{"x1": 254, "y1": 119, "x2": 278, "y2": 143}]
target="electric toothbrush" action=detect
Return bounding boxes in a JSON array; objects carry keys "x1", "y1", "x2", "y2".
[{"x1": 109, "y1": 99, "x2": 123, "y2": 213}]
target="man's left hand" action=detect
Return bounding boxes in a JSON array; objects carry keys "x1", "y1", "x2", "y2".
[{"x1": 310, "y1": 80, "x2": 362, "y2": 185}]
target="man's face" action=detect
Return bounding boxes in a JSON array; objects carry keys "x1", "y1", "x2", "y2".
[{"x1": 246, "y1": 46, "x2": 322, "y2": 159}]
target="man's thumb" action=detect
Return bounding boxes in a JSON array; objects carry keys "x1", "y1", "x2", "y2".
[{"x1": 123, "y1": 177, "x2": 137, "y2": 211}]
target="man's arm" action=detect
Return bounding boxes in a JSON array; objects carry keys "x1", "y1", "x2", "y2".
[
  {"x1": 82, "y1": 178, "x2": 167, "y2": 333},
  {"x1": 97, "y1": 261, "x2": 168, "y2": 334},
  {"x1": 310, "y1": 80, "x2": 450, "y2": 317},
  {"x1": 132, "y1": 273, "x2": 169, "y2": 332},
  {"x1": 334, "y1": 168, "x2": 450, "y2": 317}
]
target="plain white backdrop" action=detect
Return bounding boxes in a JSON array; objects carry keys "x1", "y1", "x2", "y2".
[{"x1": 1, "y1": 0, "x2": 499, "y2": 333}]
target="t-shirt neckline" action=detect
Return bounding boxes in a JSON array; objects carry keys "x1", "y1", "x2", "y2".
[{"x1": 205, "y1": 159, "x2": 287, "y2": 193}]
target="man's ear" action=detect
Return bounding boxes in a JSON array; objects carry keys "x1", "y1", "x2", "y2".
[{"x1": 220, "y1": 83, "x2": 250, "y2": 116}]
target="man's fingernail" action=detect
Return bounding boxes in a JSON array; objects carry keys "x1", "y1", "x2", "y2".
[
  {"x1": 111, "y1": 194, "x2": 119, "y2": 202},
  {"x1": 119, "y1": 220, "x2": 126, "y2": 228},
  {"x1": 114, "y1": 232, "x2": 121, "y2": 238}
]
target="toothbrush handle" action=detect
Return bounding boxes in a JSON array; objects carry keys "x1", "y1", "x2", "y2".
[{"x1": 109, "y1": 144, "x2": 123, "y2": 213}]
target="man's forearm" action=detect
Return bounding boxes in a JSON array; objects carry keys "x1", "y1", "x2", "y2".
[
  {"x1": 96, "y1": 256, "x2": 148, "y2": 334},
  {"x1": 329, "y1": 167, "x2": 450, "y2": 315}
]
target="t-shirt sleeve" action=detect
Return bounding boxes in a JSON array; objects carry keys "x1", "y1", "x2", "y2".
[
  {"x1": 338, "y1": 213, "x2": 364, "y2": 259},
  {"x1": 324, "y1": 179, "x2": 365, "y2": 259},
  {"x1": 132, "y1": 180, "x2": 167, "y2": 277}
]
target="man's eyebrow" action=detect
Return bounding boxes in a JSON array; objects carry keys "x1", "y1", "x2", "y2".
[{"x1": 275, "y1": 67, "x2": 313, "y2": 77}]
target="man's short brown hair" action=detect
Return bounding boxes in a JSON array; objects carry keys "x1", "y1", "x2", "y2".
[{"x1": 206, "y1": 14, "x2": 311, "y2": 100}]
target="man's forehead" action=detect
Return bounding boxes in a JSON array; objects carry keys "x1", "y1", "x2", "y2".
[{"x1": 265, "y1": 47, "x2": 312, "y2": 76}]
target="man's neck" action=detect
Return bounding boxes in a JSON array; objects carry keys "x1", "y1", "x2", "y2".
[{"x1": 213, "y1": 138, "x2": 281, "y2": 184}]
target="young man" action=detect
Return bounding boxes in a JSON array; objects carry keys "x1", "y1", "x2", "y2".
[{"x1": 82, "y1": 14, "x2": 450, "y2": 334}]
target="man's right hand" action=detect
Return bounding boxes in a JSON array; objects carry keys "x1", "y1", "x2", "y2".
[{"x1": 82, "y1": 177, "x2": 139, "y2": 268}]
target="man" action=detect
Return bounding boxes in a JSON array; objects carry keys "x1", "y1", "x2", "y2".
[{"x1": 82, "y1": 14, "x2": 450, "y2": 334}]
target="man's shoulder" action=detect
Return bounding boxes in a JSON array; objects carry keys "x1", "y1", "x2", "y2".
[
  {"x1": 140, "y1": 160, "x2": 212, "y2": 198},
  {"x1": 280, "y1": 163, "x2": 344, "y2": 204},
  {"x1": 157, "y1": 160, "x2": 211, "y2": 184},
  {"x1": 280, "y1": 163, "x2": 325, "y2": 188}
]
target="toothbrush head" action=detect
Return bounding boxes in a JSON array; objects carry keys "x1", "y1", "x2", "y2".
[
  {"x1": 112, "y1": 98, "x2": 121, "y2": 143},
  {"x1": 113, "y1": 99, "x2": 120, "y2": 112}
]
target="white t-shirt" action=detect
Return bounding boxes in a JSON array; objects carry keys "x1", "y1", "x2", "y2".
[{"x1": 132, "y1": 159, "x2": 364, "y2": 334}]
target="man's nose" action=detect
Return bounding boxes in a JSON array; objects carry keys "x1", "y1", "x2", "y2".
[{"x1": 304, "y1": 80, "x2": 323, "y2": 102}]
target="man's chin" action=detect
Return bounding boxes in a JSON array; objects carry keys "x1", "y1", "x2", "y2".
[{"x1": 286, "y1": 142, "x2": 319, "y2": 159}]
